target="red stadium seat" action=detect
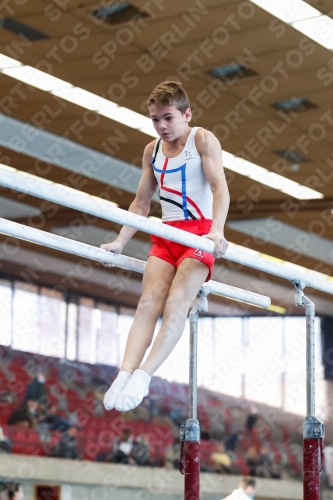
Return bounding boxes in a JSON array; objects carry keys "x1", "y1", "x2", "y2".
[{"x1": 12, "y1": 443, "x2": 25, "y2": 454}]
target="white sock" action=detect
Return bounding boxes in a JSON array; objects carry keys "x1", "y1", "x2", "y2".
[
  {"x1": 103, "y1": 371, "x2": 132, "y2": 410},
  {"x1": 115, "y1": 369, "x2": 151, "y2": 412}
]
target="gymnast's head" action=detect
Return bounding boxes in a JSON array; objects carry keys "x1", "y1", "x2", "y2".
[{"x1": 148, "y1": 81, "x2": 192, "y2": 141}]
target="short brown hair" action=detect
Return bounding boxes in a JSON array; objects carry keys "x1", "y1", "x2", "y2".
[
  {"x1": 239, "y1": 478, "x2": 256, "y2": 489},
  {"x1": 148, "y1": 81, "x2": 190, "y2": 113}
]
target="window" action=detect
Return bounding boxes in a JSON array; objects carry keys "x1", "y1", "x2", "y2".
[
  {"x1": 66, "y1": 302, "x2": 78, "y2": 361},
  {"x1": 213, "y1": 318, "x2": 243, "y2": 397},
  {"x1": 245, "y1": 317, "x2": 283, "y2": 407},
  {"x1": 77, "y1": 297, "x2": 97, "y2": 364},
  {"x1": 96, "y1": 303, "x2": 118, "y2": 366},
  {"x1": 11, "y1": 282, "x2": 66, "y2": 358},
  {"x1": 197, "y1": 317, "x2": 215, "y2": 390},
  {"x1": 12, "y1": 282, "x2": 40, "y2": 353},
  {"x1": 0, "y1": 277, "x2": 324, "y2": 416},
  {"x1": 0, "y1": 279, "x2": 12, "y2": 346},
  {"x1": 38, "y1": 287, "x2": 66, "y2": 358}
]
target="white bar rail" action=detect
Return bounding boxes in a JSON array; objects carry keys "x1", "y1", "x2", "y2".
[
  {"x1": 201, "y1": 282, "x2": 269, "y2": 308},
  {"x1": 0, "y1": 218, "x2": 271, "y2": 309},
  {"x1": 0, "y1": 165, "x2": 332, "y2": 295}
]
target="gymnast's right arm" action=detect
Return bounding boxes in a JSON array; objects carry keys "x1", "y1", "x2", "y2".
[{"x1": 101, "y1": 141, "x2": 157, "y2": 257}]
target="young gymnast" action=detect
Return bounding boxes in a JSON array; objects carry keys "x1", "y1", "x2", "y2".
[{"x1": 101, "y1": 81, "x2": 230, "y2": 412}]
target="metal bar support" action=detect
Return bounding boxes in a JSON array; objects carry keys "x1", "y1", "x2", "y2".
[
  {"x1": 180, "y1": 292, "x2": 208, "y2": 500},
  {"x1": 294, "y1": 285, "x2": 325, "y2": 500}
]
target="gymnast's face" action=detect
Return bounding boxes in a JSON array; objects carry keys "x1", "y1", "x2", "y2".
[{"x1": 149, "y1": 104, "x2": 192, "y2": 142}]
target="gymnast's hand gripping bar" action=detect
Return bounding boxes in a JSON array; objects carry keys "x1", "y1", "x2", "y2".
[
  {"x1": 0, "y1": 218, "x2": 271, "y2": 309},
  {"x1": 0, "y1": 164, "x2": 332, "y2": 296}
]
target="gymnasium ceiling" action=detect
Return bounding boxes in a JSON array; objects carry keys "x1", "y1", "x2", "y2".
[{"x1": 0, "y1": 0, "x2": 333, "y2": 316}]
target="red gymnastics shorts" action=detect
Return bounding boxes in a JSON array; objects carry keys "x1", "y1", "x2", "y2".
[{"x1": 148, "y1": 219, "x2": 215, "y2": 282}]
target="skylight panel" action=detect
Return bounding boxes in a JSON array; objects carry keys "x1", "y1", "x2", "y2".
[
  {"x1": 2, "y1": 66, "x2": 72, "y2": 92},
  {"x1": 250, "y1": 0, "x2": 333, "y2": 50},
  {"x1": 0, "y1": 54, "x2": 22, "y2": 69},
  {"x1": 292, "y1": 15, "x2": 333, "y2": 50},
  {"x1": 250, "y1": 0, "x2": 321, "y2": 23},
  {"x1": 99, "y1": 106, "x2": 152, "y2": 131},
  {"x1": 223, "y1": 152, "x2": 323, "y2": 200},
  {"x1": 52, "y1": 87, "x2": 118, "y2": 112}
]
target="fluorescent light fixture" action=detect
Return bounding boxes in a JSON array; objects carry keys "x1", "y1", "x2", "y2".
[
  {"x1": 268, "y1": 304, "x2": 287, "y2": 314},
  {"x1": 292, "y1": 16, "x2": 333, "y2": 50},
  {"x1": 0, "y1": 54, "x2": 22, "y2": 69},
  {"x1": 52, "y1": 87, "x2": 117, "y2": 112},
  {"x1": 99, "y1": 106, "x2": 151, "y2": 130},
  {"x1": 260, "y1": 253, "x2": 284, "y2": 265},
  {"x1": 2, "y1": 66, "x2": 72, "y2": 92},
  {"x1": 0, "y1": 52, "x2": 323, "y2": 200},
  {"x1": 222, "y1": 151, "x2": 323, "y2": 200},
  {"x1": 98, "y1": 105, "x2": 158, "y2": 136},
  {"x1": 250, "y1": 0, "x2": 321, "y2": 23},
  {"x1": 222, "y1": 295, "x2": 283, "y2": 311},
  {"x1": 137, "y1": 120, "x2": 158, "y2": 137},
  {"x1": 250, "y1": 0, "x2": 333, "y2": 51}
]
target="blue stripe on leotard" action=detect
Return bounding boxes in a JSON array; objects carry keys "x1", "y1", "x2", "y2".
[{"x1": 152, "y1": 159, "x2": 189, "y2": 220}]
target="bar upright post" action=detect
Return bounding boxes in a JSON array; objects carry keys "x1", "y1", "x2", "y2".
[
  {"x1": 180, "y1": 292, "x2": 208, "y2": 500},
  {"x1": 294, "y1": 284, "x2": 325, "y2": 500}
]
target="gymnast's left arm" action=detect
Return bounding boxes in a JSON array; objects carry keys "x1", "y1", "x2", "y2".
[{"x1": 196, "y1": 128, "x2": 230, "y2": 259}]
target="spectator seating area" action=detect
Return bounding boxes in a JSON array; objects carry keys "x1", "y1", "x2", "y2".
[
  {"x1": 1, "y1": 420, "x2": 172, "y2": 464},
  {"x1": 0, "y1": 346, "x2": 303, "y2": 476}
]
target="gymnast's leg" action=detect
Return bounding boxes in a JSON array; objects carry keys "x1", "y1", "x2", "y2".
[
  {"x1": 115, "y1": 258, "x2": 209, "y2": 411},
  {"x1": 104, "y1": 256, "x2": 176, "y2": 410}
]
